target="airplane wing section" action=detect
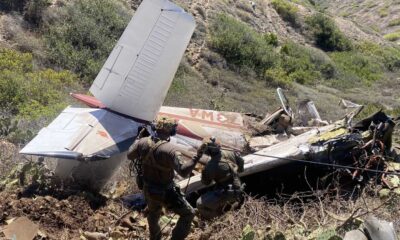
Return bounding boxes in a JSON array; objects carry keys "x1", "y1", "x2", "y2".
[
  {"x1": 89, "y1": 0, "x2": 196, "y2": 122},
  {"x1": 20, "y1": 107, "x2": 142, "y2": 160}
]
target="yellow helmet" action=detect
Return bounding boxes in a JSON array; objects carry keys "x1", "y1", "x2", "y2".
[{"x1": 153, "y1": 116, "x2": 178, "y2": 136}]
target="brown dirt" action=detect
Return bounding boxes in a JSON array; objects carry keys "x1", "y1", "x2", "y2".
[{"x1": 0, "y1": 187, "x2": 150, "y2": 239}]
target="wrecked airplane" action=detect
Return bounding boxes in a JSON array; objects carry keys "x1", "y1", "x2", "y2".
[
  {"x1": 19, "y1": 0, "x2": 399, "y2": 197},
  {"x1": 18, "y1": 0, "x2": 319, "y2": 191},
  {"x1": 20, "y1": 0, "x2": 196, "y2": 190}
]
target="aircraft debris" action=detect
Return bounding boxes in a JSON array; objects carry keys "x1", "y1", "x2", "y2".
[
  {"x1": 2, "y1": 216, "x2": 38, "y2": 240},
  {"x1": 178, "y1": 108, "x2": 399, "y2": 194},
  {"x1": 343, "y1": 215, "x2": 399, "y2": 240}
]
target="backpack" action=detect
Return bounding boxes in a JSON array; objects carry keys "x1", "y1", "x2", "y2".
[{"x1": 134, "y1": 138, "x2": 167, "y2": 190}]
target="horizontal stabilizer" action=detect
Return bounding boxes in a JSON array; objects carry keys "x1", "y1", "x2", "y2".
[
  {"x1": 90, "y1": 0, "x2": 196, "y2": 122},
  {"x1": 20, "y1": 107, "x2": 142, "y2": 160}
]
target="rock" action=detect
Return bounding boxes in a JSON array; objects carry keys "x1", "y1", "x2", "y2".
[
  {"x1": 343, "y1": 230, "x2": 367, "y2": 240},
  {"x1": 82, "y1": 231, "x2": 107, "y2": 240},
  {"x1": 364, "y1": 215, "x2": 398, "y2": 240}
]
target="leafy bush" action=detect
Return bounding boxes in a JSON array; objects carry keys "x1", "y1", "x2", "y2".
[
  {"x1": 357, "y1": 42, "x2": 400, "y2": 71},
  {"x1": 306, "y1": 13, "x2": 352, "y2": 51},
  {"x1": 384, "y1": 32, "x2": 400, "y2": 42},
  {"x1": 378, "y1": 6, "x2": 389, "y2": 17},
  {"x1": 388, "y1": 18, "x2": 400, "y2": 27},
  {"x1": 44, "y1": 0, "x2": 131, "y2": 83},
  {"x1": 264, "y1": 42, "x2": 330, "y2": 86},
  {"x1": 264, "y1": 33, "x2": 279, "y2": 47},
  {"x1": 265, "y1": 67, "x2": 292, "y2": 87},
  {"x1": 280, "y1": 42, "x2": 329, "y2": 82},
  {"x1": 209, "y1": 14, "x2": 278, "y2": 74},
  {"x1": 0, "y1": 49, "x2": 79, "y2": 120},
  {"x1": 330, "y1": 51, "x2": 383, "y2": 85},
  {"x1": 271, "y1": 0, "x2": 299, "y2": 26},
  {"x1": 23, "y1": 0, "x2": 51, "y2": 26}
]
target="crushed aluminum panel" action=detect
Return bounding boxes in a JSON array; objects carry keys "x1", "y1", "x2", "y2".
[
  {"x1": 90, "y1": 0, "x2": 196, "y2": 122},
  {"x1": 249, "y1": 134, "x2": 289, "y2": 150},
  {"x1": 159, "y1": 106, "x2": 247, "y2": 151},
  {"x1": 306, "y1": 101, "x2": 322, "y2": 121},
  {"x1": 178, "y1": 124, "x2": 337, "y2": 194}
]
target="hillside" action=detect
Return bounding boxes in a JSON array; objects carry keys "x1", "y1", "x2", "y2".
[
  {"x1": 1, "y1": 0, "x2": 400, "y2": 123},
  {"x1": 166, "y1": 0, "x2": 400, "y2": 121},
  {"x1": 0, "y1": 0, "x2": 400, "y2": 239},
  {"x1": 316, "y1": 0, "x2": 400, "y2": 43}
]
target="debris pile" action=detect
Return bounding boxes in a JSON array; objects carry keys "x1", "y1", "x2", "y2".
[{"x1": 0, "y1": 187, "x2": 152, "y2": 239}]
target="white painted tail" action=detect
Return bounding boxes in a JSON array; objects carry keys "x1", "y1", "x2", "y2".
[{"x1": 90, "y1": 0, "x2": 196, "y2": 122}]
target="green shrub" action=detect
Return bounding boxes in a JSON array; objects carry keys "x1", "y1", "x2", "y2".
[
  {"x1": 378, "y1": 6, "x2": 389, "y2": 17},
  {"x1": 388, "y1": 18, "x2": 400, "y2": 27},
  {"x1": 279, "y1": 42, "x2": 334, "y2": 84},
  {"x1": 306, "y1": 13, "x2": 352, "y2": 51},
  {"x1": 384, "y1": 32, "x2": 400, "y2": 41},
  {"x1": 264, "y1": 33, "x2": 279, "y2": 47},
  {"x1": 271, "y1": 0, "x2": 299, "y2": 26},
  {"x1": 0, "y1": 49, "x2": 79, "y2": 119},
  {"x1": 265, "y1": 67, "x2": 292, "y2": 87},
  {"x1": 23, "y1": 0, "x2": 51, "y2": 26},
  {"x1": 209, "y1": 14, "x2": 278, "y2": 74},
  {"x1": 44, "y1": 0, "x2": 131, "y2": 83},
  {"x1": 330, "y1": 51, "x2": 383, "y2": 85},
  {"x1": 357, "y1": 42, "x2": 400, "y2": 71}
]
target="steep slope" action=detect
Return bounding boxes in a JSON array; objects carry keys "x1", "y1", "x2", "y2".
[
  {"x1": 0, "y1": 0, "x2": 399, "y2": 127},
  {"x1": 162, "y1": 0, "x2": 400, "y2": 121},
  {"x1": 316, "y1": 0, "x2": 400, "y2": 43}
]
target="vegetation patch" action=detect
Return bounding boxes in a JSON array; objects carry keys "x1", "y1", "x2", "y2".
[
  {"x1": 330, "y1": 51, "x2": 383, "y2": 86},
  {"x1": 378, "y1": 6, "x2": 389, "y2": 17},
  {"x1": 0, "y1": 49, "x2": 79, "y2": 143},
  {"x1": 208, "y1": 14, "x2": 278, "y2": 75},
  {"x1": 388, "y1": 18, "x2": 400, "y2": 27},
  {"x1": 306, "y1": 13, "x2": 352, "y2": 52},
  {"x1": 0, "y1": 0, "x2": 27, "y2": 12},
  {"x1": 357, "y1": 42, "x2": 400, "y2": 71},
  {"x1": 271, "y1": 0, "x2": 299, "y2": 26},
  {"x1": 44, "y1": 0, "x2": 131, "y2": 83},
  {"x1": 384, "y1": 31, "x2": 400, "y2": 41},
  {"x1": 208, "y1": 14, "x2": 394, "y2": 88},
  {"x1": 23, "y1": 0, "x2": 51, "y2": 26}
]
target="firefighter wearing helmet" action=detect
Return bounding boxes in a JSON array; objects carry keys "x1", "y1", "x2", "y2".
[
  {"x1": 127, "y1": 116, "x2": 199, "y2": 240},
  {"x1": 194, "y1": 137, "x2": 245, "y2": 220}
]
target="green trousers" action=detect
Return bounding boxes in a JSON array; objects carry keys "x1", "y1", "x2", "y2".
[
  {"x1": 144, "y1": 186, "x2": 195, "y2": 240},
  {"x1": 196, "y1": 188, "x2": 242, "y2": 220}
]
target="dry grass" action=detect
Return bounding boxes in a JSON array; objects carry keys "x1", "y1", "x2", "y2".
[
  {"x1": 1, "y1": 14, "x2": 44, "y2": 56},
  {"x1": 189, "y1": 184, "x2": 400, "y2": 239}
]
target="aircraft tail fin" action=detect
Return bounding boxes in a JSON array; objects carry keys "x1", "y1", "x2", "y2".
[{"x1": 89, "y1": 0, "x2": 195, "y2": 122}]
